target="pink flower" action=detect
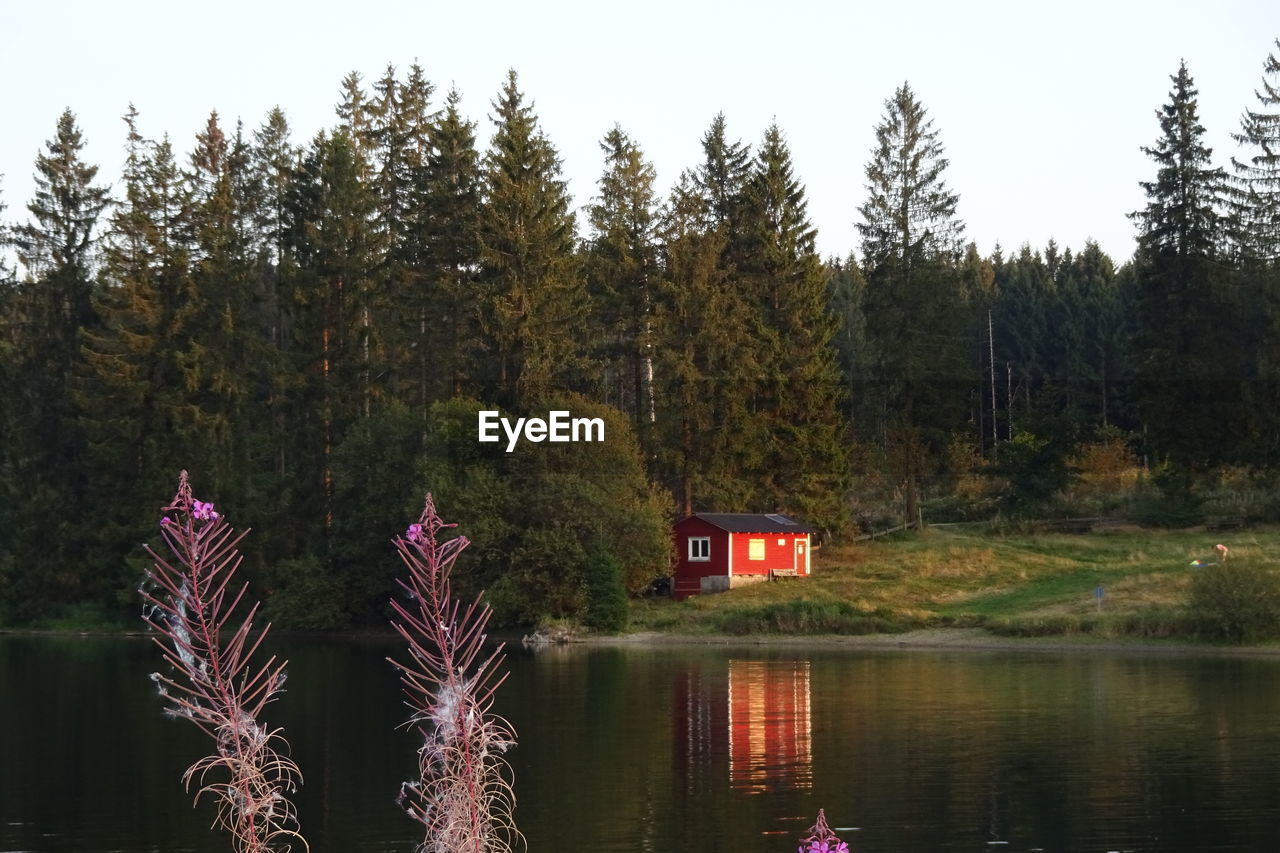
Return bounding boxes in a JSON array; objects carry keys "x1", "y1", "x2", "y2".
[
  {"x1": 407, "y1": 523, "x2": 423, "y2": 542},
  {"x1": 192, "y1": 500, "x2": 219, "y2": 521}
]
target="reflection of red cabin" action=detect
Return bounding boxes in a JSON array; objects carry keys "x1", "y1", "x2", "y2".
[
  {"x1": 728, "y1": 660, "x2": 812, "y2": 793},
  {"x1": 672, "y1": 513, "x2": 814, "y2": 600}
]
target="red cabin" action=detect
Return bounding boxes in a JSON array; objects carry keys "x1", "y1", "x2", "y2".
[{"x1": 672, "y1": 513, "x2": 815, "y2": 600}]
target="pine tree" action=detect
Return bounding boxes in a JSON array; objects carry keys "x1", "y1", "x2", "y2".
[
  {"x1": 585, "y1": 125, "x2": 660, "y2": 446},
  {"x1": 857, "y1": 83, "x2": 968, "y2": 523},
  {"x1": 1229, "y1": 39, "x2": 1280, "y2": 262},
  {"x1": 1130, "y1": 61, "x2": 1241, "y2": 472},
  {"x1": 478, "y1": 70, "x2": 583, "y2": 399}
]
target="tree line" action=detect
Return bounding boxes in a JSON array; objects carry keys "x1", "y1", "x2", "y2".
[{"x1": 1, "y1": 45, "x2": 1278, "y2": 627}]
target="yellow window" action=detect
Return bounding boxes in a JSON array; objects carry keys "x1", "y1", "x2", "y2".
[{"x1": 748, "y1": 538, "x2": 765, "y2": 560}]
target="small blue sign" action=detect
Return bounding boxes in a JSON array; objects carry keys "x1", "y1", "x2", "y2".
[{"x1": 1094, "y1": 586, "x2": 1105, "y2": 599}]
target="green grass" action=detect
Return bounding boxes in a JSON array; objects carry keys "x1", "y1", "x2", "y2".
[{"x1": 628, "y1": 524, "x2": 1280, "y2": 642}]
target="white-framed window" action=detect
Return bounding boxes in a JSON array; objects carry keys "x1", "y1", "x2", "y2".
[
  {"x1": 688, "y1": 536, "x2": 711, "y2": 561},
  {"x1": 748, "y1": 538, "x2": 766, "y2": 560}
]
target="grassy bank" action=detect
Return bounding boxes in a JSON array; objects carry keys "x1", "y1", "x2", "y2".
[{"x1": 627, "y1": 524, "x2": 1280, "y2": 643}]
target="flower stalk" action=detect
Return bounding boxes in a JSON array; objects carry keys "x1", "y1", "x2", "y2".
[
  {"x1": 140, "y1": 471, "x2": 306, "y2": 853},
  {"x1": 389, "y1": 494, "x2": 521, "y2": 853}
]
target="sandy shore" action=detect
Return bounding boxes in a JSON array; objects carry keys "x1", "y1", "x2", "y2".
[{"x1": 563, "y1": 626, "x2": 1280, "y2": 657}]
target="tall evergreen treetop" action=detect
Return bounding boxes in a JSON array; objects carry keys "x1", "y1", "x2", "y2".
[
  {"x1": 586, "y1": 124, "x2": 660, "y2": 430},
  {"x1": 1230, "y1": 39, "x2": 1280, "y2": 261},
  {"x1": 479, "y1": 69, "x2": 582, "y2": 398},
  {"x1": 743, "y1": 123, "x2": 818, "y2": 276},
  {"x1": 15, "y1": 108, "x2": 111, "y2": 289},
  {"x1": 695, "y1": 113, "x2": 751, "y2": 231},
  {"x1": 857, "y1": 82, "x2": 963, "y2": 267},
  {"x1": 1131, "y1": 61, "x2": 1225, "y2": 263}
]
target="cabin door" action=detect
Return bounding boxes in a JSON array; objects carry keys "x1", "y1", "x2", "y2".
[{"x1": 794, "y1": 538, "x2": 806, "y2": 574}]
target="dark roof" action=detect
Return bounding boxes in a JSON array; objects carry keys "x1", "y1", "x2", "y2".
[{"x1": 680, "y1": 513, "x2": 815, "y2": 534}]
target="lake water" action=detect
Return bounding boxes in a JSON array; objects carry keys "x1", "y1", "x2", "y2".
[{"x1": 2, "y1": 634, "x2": 1280, "y2": 852}]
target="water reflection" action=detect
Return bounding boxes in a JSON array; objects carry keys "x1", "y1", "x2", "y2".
[
  {"x1": 7, "y1": 637, "x2": 1280, "y2": 853},
  {"x1": 728, "y1": 660, "x2": 812, "y2": 794},
  {"x1": 673, "y1": 657, "x2": 813, "y2": 795}
]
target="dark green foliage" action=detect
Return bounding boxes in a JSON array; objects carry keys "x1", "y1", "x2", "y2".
[
  {"x1": 1189, "y1": 559, "x2": 1280, "y2": 643},
  {"x1": 1229, "y1": 40, "x2": 1280, "y2": 261},
  {"x1": 583, "y1": 542, "x2": 628, "y2": 632},
  {"x1": 1130, "y1": 465, "x2": 1206, "y2": 528},
  {"x1": 585, "y1": 125, "x2": 660, "y2": 448},
  {"x1": 259, "y1": 555, "x2": 350, "y2": 630},
  {"x1": 1130, "y1": 63, "x2": 1243, "y2": 474},
  {"x1": 990, "y1": 431, "x2": 1073, "y2": 516},
  {"x1": 330, "y1": 402, "x2": 425, "y2": 622},
  {"x1": 2, "y1": 109, "x2": 109, "y2": 619},
  {"x1": 413, "y1": 87, "x2": 482, "y2": 404},
  {"x1": 479, "y1": 71, "x2": 583, "y2": 399},
  {"x1": 418, "y1": 395, "x2": 669, "y2": 626},
  {"x1": 738, "y1": 124, "x2": 848, "y2": 531},
  {"x1": 858, "y1": 83, "x2": 969, "y2": 523},
  {"x1": 653, "y1": 172, "x2": 764, "y2": 515}
]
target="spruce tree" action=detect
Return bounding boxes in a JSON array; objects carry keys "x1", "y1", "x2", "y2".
[
  {"x1": 414, "y1": 87, "x2": 482, "y2": 404},
  {"x1": 478, "y1": 70, "x2": 583, "y2": 399},
  {"x1": 78, "y1": 111, "x2": 195, "y2": 601},
  {"x1": 5, "y1": 109, "x2": 110, "y2": 618},
  {"x1": 857, "y1": 83, "x2": 968, "y2": 523},
  {"x1": 1229, "y1": 39, "x2": 1280, "y2": 261},
  {"x1": 585, "y1": 125, "x2": 660, "y2": 446},
  {"x1": 694, "y1": 113, "x2": 751, "y2": 234},
  {"x1": 1130, "y1": 61, "x2": 1241, "y2": 473},
  {"x1": 654, "y1": 173, "x2": 764, "y2": 515},
  {"x1": 739, "y1": 123, "x2": 847, "y2": 529}
]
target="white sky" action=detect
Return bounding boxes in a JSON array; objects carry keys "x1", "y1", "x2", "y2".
[{"x1": 1, "y1": 0, "x2": 1276, "y2": 266}]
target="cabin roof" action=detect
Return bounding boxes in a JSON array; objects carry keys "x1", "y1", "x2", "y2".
[{"x1": 679, "y1": 513, "x2": 815, "y2": 534}]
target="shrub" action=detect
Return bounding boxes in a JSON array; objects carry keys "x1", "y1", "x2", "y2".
[
  {"x1": 583, "y1": 543, "x2": 628, "y2": 633},
  {"x1": 1188, "y1": 559, "x2": 1280, "y2": 643}
]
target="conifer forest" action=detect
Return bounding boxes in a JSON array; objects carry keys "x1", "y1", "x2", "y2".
[{"x1": 2, "y1": 45, "x2": 1279, "y2": 629}]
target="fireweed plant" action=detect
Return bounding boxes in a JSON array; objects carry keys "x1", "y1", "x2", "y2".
[
  {"x1": 388, "y1": 495, "x2": 521, "y2": 853},
  {"x1": 140, "y1": 471, "x2": 307, "y2": 853},
  {"x1": 798, "y1": 810, "x2": 849, "y2": 853}
]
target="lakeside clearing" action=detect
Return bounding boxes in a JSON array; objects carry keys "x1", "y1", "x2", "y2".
[{"x1": 625, "y1": 523, "x2": 1280, "y2": 645}]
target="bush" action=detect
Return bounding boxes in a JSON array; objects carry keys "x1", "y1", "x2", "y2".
[
  {"x1": 583, "y1": 544, "x2": 628, "y2": 633},
  {"x1": 1188, "y1": 559, "x2": 1280, "y2": 643},
  {"x1": 261, "y1": 555, "x2": 350, "y2": 630}
]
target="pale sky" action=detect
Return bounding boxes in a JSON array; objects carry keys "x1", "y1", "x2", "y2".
[{"x1": 1, "y1": 0, "x2": 1276, "y2": 267}]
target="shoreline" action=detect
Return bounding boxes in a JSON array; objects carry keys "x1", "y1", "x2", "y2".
[
  {"x1": 568, "y1": 626, "x2": 1280, "y2": 658},
  {"x1": 7, "y1": 624, "x2": 1280, "y2": 659}
]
